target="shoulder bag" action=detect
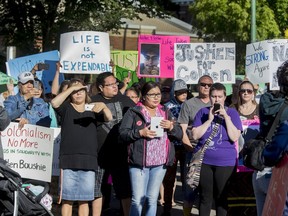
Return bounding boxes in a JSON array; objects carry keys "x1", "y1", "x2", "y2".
[
  {"x1": 186, "y1": 120, "x2": 220, "y2": 190},
  {"x1": 242, "y1": 100, "x2": 288, "y2": 171}
]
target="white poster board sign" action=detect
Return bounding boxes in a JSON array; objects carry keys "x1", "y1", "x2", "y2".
[
  {"x1": 60, "y1": 31, "x2": 111, "y2": 74},
  {"x1": 1, "y1": 123, "x2": 54, "y2": 182},
  {"x1": 245, "y1": 39, "x2": 288, "y2": 90},
  {"x1": 174, "y1": 43, "x2": 236, "y2": 84}
]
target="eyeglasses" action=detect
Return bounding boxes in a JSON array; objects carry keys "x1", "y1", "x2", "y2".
[
  {"x1": 72, "y1": 89, "x2": 86, "y2": 94},
  {"x1": 199, "y1": 83, "x2": 212, "y2": 88},
  {"x1": 129, "y1": 96, "x2": 139, "y2": 99},
  {"x1": 146, "y1": 93, "x2": 162, "y2": 98},
  {"x1": 144, "y1": 55, "x2": 158, "y2": 61},
  {"x1": 104, "y1": 82, "x2": 119, "y2": 87},
  {"x1": 239, "y1": 89, "x2": 253, "y2": 94}
]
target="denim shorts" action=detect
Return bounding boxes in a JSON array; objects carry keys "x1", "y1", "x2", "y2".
[{"x1": 60, "y1": 169, "x2": 95, "y2": 201}]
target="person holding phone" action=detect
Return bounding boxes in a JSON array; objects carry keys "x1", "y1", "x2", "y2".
[
  {"x1": 191, "y1": 83, "x2": 242, "y2": 216},
  {"x1": 119, "y1": 81, "x2": 183, "y2": 216},
  {"x1": 4, "y1": 71, "x2": 51, "y2": 128}
]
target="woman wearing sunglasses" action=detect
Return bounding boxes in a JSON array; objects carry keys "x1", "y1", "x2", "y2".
[
  {"x1": 231, "y1": 80, "x2": 259, "y2": 121},
  {"x1": 230, "y1": 80, "x2": 264, "y2": 216}
]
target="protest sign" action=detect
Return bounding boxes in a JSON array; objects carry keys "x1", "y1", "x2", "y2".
[
  {"x1": 115, "y1": 65, "x2": 155, "y2": 87},
  {"x1": 138, "y1": 35, "x2": 190, "y2": 78},
  {"x1": 245, "y1": 39, "x2": 288, "y2": 90},
  {"x1": 60, "y1": 31, "x2": 111, "y2": 74},
  {"x1": 174, "y1": 43, "x2": 236, "y2": 84},
  {"x1": 111, "y1": 50, "x2": 138, "y2": 71},
  {"x1": 5, "y1": 51, "x2": 60, "y2": 94},
  {"x1": 1, "y1": 123, "x2": 54, "y2": 182},
  {"x1": 262, "y1": 155, "x2": 288, "y2": 216}
]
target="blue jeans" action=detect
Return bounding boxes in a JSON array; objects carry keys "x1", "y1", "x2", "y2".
[
  {"x1": 252, "y1": 171, "x2": 271, "y2": 216},
  {"x1": 129, "y1": 165, "x2": 166, "y2": 216}
]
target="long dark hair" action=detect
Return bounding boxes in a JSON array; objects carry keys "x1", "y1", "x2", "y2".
[{"x1": 277, "y1": 60, "x2": 288, "y2": 95}]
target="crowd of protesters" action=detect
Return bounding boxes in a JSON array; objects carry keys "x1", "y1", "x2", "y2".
[{"x1": 0, "y1": 59, "x2": 288, "y2": 216}]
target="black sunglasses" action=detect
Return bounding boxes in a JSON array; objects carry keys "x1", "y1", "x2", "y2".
[
  {"x1": 199, "y1": 83, "x2": 212, "y2": 88},
  {"x1": 239, "y1": 89, "x2": 253, "y2": 94}
]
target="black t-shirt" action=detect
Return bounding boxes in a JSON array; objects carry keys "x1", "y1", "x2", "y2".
[
  {"x1": 91, "y1": 93, "x2": 135, "y2": 168},
  {"x1": 55, "y1": 101, "x2": 103, "y2": 170}
]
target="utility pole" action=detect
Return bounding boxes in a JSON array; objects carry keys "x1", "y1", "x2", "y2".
[{"x1": 251, "y1": 0, "x2": 256, "y2": 42}]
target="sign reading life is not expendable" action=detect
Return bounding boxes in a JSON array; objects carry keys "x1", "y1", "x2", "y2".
[
  {"x1": 60, "y1": 31, "x2": 111, "y2": 74},
  {"x1": 0, "y1": 123, "x2": 54, "y2": 182},
  {"x1": 245, "y1": 39, "x2": 288, "y2": 90},
  {"x1": 174, "y1": 43, "x2": 236, "y2": 84}
]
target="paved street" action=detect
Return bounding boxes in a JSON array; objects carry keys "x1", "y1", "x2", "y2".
[
  {"x1": 51, "y1": 172, "x2": 217, "y2": 216},
  {"x1": 100, "y1": 173, "x2": 216, "y2": 216}
]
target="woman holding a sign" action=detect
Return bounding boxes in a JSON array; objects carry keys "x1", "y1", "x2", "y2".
[
  {"x1": 51, "y1": 78, "x2": 112, "y2": 216},
  {"x1": 119, "y1": 81, "x2": 182, "y2": 216}
]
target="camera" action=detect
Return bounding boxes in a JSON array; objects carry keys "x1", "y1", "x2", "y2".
[
  {"x1": 38, "y1": 63, "x2": 49, "y2": 70},
  {"x1": 34, "y1": 81, "x2": 40, "y2": 90},
  {"x1": 213, "y1": 103, "x2": 221, "y2": 112}
]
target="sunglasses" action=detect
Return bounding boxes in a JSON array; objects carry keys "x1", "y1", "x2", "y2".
[
  {"x1": 199, "y1": 83, "x2": 212, "y2": 88},
  {"x1": 239, "y1": 89, "x2": 253, "y2": 94}
]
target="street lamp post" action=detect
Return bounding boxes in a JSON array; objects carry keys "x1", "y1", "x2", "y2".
[{"x1": 251, "y1": 0, "x2": 256, "y2": 42}]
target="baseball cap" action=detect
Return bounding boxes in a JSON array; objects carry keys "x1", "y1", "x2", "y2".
[
  {"x1": 174, "y1": 79, "x2": 187, "y2": 92},
  {"x1": 18, "y1": 71, "x2": 34, "y2": 84}
]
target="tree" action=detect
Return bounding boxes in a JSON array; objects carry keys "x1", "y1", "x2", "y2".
[
  {"x1": 189, "y1": 0, "x2": 283, "y2": 74},
  {"x1": 0, "y1": 0, "x2": 170, "y2": 55}
]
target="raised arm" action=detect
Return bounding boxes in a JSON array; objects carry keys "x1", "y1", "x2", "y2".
[
  {"x1": 51, "y1": 62, "x2": 61, "y2": 96},
  {"x1": 192, "y1": 107, "x2": 214, "y2": 140},
  {"x1": 51, "y1": 82, "x2": 84, "y2": 108}
]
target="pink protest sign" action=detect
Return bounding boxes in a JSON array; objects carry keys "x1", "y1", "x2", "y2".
[
  {"x1": 262, "y1": 154, "x2": 288, "y2": 216},
  {"x1": 138, "y1": 34, "x2": 190, "y2": 78}
]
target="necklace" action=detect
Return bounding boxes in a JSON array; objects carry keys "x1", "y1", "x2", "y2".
[{"x1": 239, "y1": 103, "x2": 256, "y2": 116}]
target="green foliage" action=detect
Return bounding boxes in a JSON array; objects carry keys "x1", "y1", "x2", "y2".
[
  {"x1": 0, "y1": 0, "x2": 169, "y2": 55},
  {"x1": 190, "y1": 0, "x2": 281, "y2": 42},
  {"x1": 189, "y1": 0, "x2": 284, "y2": 74}
]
